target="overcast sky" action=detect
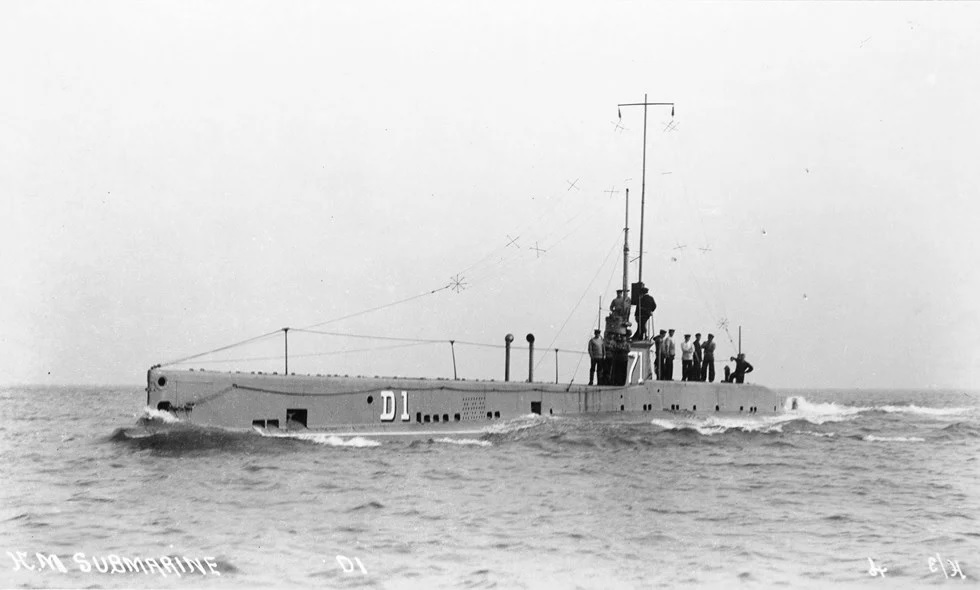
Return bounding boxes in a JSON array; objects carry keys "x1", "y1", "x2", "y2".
[{"x1": 2, "y1": 1, "x2": 978, "y2": 390}]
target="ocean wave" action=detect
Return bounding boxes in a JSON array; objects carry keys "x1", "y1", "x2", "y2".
[
  {"x1": 788, "y1": 398, "x2": 973, "y2": 420},
  {"x1": 784, "y1": 397, "x2": 867, "y2": 422},
  {"x1": 875, "y1": 404, "x2": 972, "y2": 417},
  {"x1": 940, "y1": 422, "x2": 980, "y2": 437},
  {"x1": 433, "y1": 437, "x2": 493, "y2": 447},
  {"x1": 483, "y1": 414, "x2": 556, "y2": 434},
  {"x1": 137, "y1": 406, "x2": 181, "y2": 424},
  {"x1": 649, "y1": 399, "x2": 864, "y2": 435},
  {"x1": 650, "y1": 416, "x2": 788, "y2": 436},
  {"x1": 108, "y1": 423, "x2": 264, "y2": 454},
  {"x1": 482, "y1": 414, "x2": 551, "y2": 438},
  {"x1": 862, "y1": 435, "x2": 925, "y2": 443},
  {"x1": 255, "y1": 430, "x2": 381, "y2": 447},
  {"x1": 798, "y1": 430, "x2": 836, "y2": 438}
]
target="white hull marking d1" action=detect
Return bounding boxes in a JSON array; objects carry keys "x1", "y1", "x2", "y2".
[{"x1": 379, "y1": 391, "x2": 410, "y2": 422}]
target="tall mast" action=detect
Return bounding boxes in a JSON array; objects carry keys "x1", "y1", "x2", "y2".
[
  {"x1": 622, "y1": 188, "x2": 630, "y2": 298},
  {"x1": 617, "y1": 96, "x2": 675, "y2": 286},
  {"x1": 640, "y1": 93, "x2": 648, "y2": 285}
]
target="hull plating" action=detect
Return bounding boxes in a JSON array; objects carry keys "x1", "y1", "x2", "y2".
[{"x1": 146, "y1": 368, "x2": 785, "y2": 434}]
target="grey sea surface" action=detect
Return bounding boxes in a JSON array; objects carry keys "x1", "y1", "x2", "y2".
[{"x1": 1, "y1": 385, "x2": 977, "y2": 589}]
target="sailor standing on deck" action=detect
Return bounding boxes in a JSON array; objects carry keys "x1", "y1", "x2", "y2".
[
  {"x1": 653, "y1": 330, "x2": 666, "y2": 380},
  {"x1": 693, "y1": 333, "x2": 703, "y2": 381},
  {"x1": 632, "y1": 287, "x2": 657, "y2": 341},
  {"x1": 701, "y1": 334, "x2": 716, "y2": 382},
  {"x1": 664, "y1": 329, "x2": 676, "y2": 380},
  {"x1": 681, "y1": 334, "x2": 694, "y2": 381},
  {"x1": 610, "y1": 289, "x2": 631, "y2": 324},
  {"x1": 588, "y1": 329, "x2": 605, "y2": 386}
]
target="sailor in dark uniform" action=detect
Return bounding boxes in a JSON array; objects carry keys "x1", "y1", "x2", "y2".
[
  {"x1": 632, "y1": 287, "x2": 656, "y2": 340},
  {"x1": 701, "y1": 334, "x2": 716, "y2": 382},
  {"x1": 693, "y1": 333, "x2": 703, "y2": 381},
  {"x1": 588, "y1": 329, "x2": 605, "y2": 386},
  {"x1": 725, "y1": 353, "x2": 754, "y2": 383}
]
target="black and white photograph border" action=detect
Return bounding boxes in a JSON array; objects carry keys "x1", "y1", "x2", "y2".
[{"x1": 1, "y1": 2, "x2": 978, "y2": 588}]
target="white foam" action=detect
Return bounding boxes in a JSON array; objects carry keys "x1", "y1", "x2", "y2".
[
  {"x1": 649, "y1": 396, "x2": 871, "y2": 435},
  {"x1": 863, "y1": 435, "x2": 925, "y2": 443},
  {"x1": 788, "y1": 397, "x2": 971, "y2": 419},
  {"x1": 433, "y1": 437, "x2": 493, "y2": 447},
  {"x1": 482, "y1": 414, "x2": 550, "y2": 435},
  {"x1": 255, "y1": 430, "x2": 381, "y2": 447},
  {"x1": 785, "y1": 397, "x2": 867, "y2": 423},
  {"x1": 877, "y1": 405, "x2": 971, "y2": 417},
  {"x1": 799, "y1": 431, "x2": 836, "y2": 438},
  {"x1": 651, "y1": 415, "x2": 786, "y2": 436},
  {"x1": 139, "y1": 407, "x2": 180, "y2": 424}
]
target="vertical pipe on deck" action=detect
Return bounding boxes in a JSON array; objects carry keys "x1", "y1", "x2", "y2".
[
  {"x1": 283, "y1": 327, "x2": 290, "y2": 375},
  {"x1": 450, "y1": 340, "x2": 458, "y2": 380},
  {"x1": 526, "y1": 333, "x2": 535, "y2": 383},
  {"x1": 504, "y1": 334, "x2": 514, "y2": 381}
]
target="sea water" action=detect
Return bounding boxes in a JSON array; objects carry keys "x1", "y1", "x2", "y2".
[{"x1": 1, "y1": 386, "x2": 977, "y2": 589}]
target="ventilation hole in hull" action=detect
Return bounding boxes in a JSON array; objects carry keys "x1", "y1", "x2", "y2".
[
  {"x1": 693, "y1": 405, "x2": 697, "y2": 411},
  {"x1": 494, "y1": 411, "x2": 500, "y2": 419},
  {"x1": 252, "y1": 420, "x2": 265, "y2": 428},
  {"x1": 157, "y1": 376, "x2": 167, "y2": 387},
  {"x1": 424, "y1": 415, "x2": 431, "y2": 423},
  {"x1": 739, "y1": 406, "x2": 744, "y2": 412},
  {"x1": 267, "y1": 420, "x2": 279, "y2": 428},
  {"x1": 531, "y1": 402, "x2": 541, "y2": 415},
  {"x1": 433, "y1": 415, "x2": 440, "y2": 423},
  {"x1": 367, "y1": 395, "x2": 373, "y2": 404},
  {"x1": 487, "y1": 412, "x2": 493, "y2": 420},
  {"x1": 454, "y1": 413, "x2": 461, "y2": 421},
  {"x1": 715, "y1": 405, "x2": 720, "y2": 412},
  {"x1": 416, "y1": 412, "x2": 422, "y2": 423}
]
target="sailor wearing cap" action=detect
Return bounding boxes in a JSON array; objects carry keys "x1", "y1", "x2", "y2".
[
  {"x1": 588, "y1": 329, "x2": 605, "y2": 386},
  {"x1": 633, "y1": 286, "x2": 657, "y2": 341},
  {"x1": 654, "y1": 330, "x2": 667, "y2": 379},
  {"x1": 701, "y1": 334, "x2": 717, "y2": 382},
  {"x1": 610, "y1": 289, "x2": 631, "y2": 324},
  {"x1": 681, "y1": 334, "x2": 695, "y2": 381}
]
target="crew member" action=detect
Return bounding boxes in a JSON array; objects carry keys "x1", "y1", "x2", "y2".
[
  {"x1": 653, "y1": 330, "x2": 666, "y2": 379},
  {"x1": 725, "y1": 353, "x2": 754, "y2": 384},
  {"x1": 681, "y1": 334, "x2": 694, "y2": 381},
  {"x1": 664, "y1": 329, "x2": 676, "y2": 381},
  {"x1": 610, "y1": 290, "x2": 629, "y2": 321},
  {"x1": 701, "y1": 334, "x2": 716, "y2": 382},
  {"x1": 653, "y1": 331, "x2": 665, "y2": 379},
  {"x1": 632, "y1": 287, "x2": 657, "y2": 341},
  {"x1": 588, "y1": 329, "x2": 605, "y2": 386},
  {"x1": 693, "y1": 333, "x2": 703, "y2": 381}
]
